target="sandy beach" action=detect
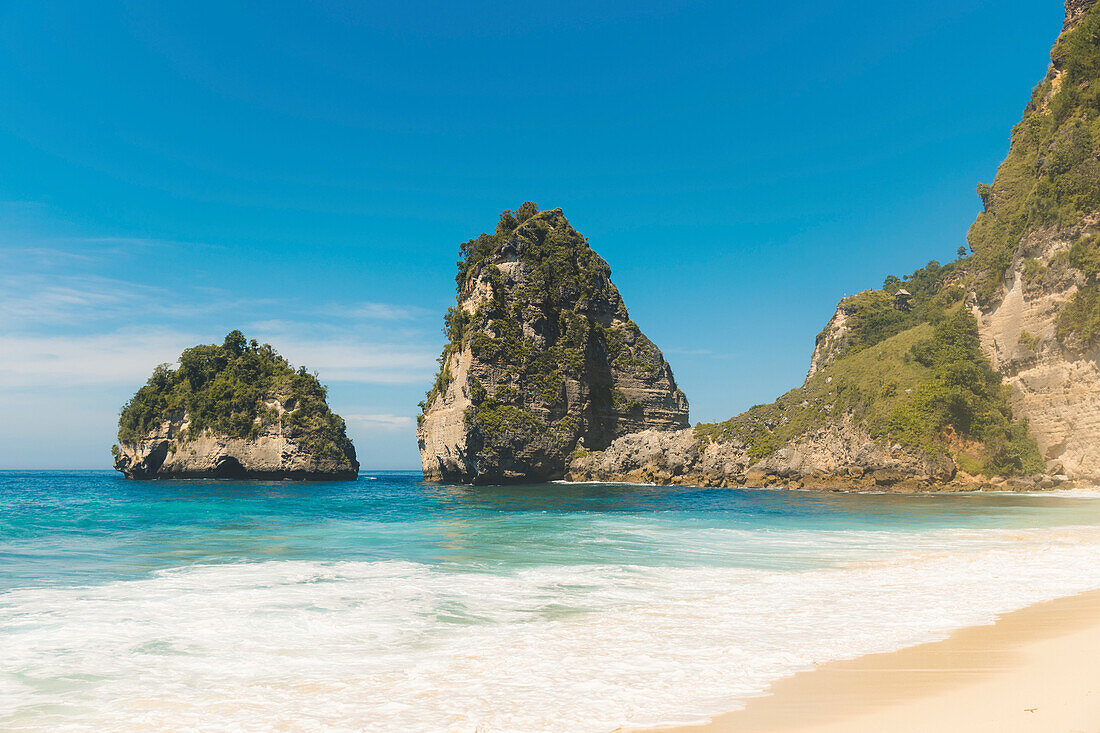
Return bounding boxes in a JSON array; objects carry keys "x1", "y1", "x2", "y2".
[{"x1": 646, "y1": 589, "x2": 1100, "y2": 733}]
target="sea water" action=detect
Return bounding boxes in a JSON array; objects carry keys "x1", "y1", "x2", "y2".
[{"x1": 3, "y1": 471, "x2": 1100, "y2": 731}]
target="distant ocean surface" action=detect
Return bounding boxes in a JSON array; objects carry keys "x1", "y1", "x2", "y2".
[{"x1": 4, "y1": 471, "x2": 1100, "y2": 731}]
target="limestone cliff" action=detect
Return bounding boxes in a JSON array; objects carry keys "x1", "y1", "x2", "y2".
[
  {"x1": 114, "y1": 331, "x2": 358, "y2": 480},
  {"x1": 569, "y1": 1, "x2": 1100, "y2": 490},
  {"x1": 977, "y1": 217, "x2": 1100, "y2": 481},
  {"x1": 963, "y1": 0, "x2": 1100, "y2": 482},
  {"x1": 418, "y1": 203, "x2": 689, "y2": 483}
]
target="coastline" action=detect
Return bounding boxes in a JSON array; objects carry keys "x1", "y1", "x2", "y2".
[{"x1": 641, "y1": 589, "x2": 1100, "y2": 733}]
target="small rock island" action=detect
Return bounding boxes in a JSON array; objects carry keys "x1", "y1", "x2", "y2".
[
  {"x1": 113, "y1": 331, "x2": 358, "y2": 480},
  {"x1": 417, "y1": 203, "x2": 689, "y2": 483}
]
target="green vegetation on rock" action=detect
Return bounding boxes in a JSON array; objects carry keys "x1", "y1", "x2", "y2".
[
  {"x1": 419, "y1": 202, "x2": 688, "y2": 482},
  {"x1": 966, "y1": 4, "x2": 1100, "y2": 304},
  {"x1": 1058, "y1": 282, "x2": 1100, "y2": 347},
  {"x1": 697, "y1": 323, "x2": 935, "y2": 461},
  {"x1": 424, "y1": 202, "x2": 670, "y2": 429},
  {"x1": 890, "y1": 308, "x2": 1044, "y2": 476},
  {"x1": 824, "y1": 259, "x2": 967, "y2": 359},
  {"x1": 1068, "y1": 234, "x2": 1100, "y2": 279},
  {"x1": 1056, "y1": 232, "x2": 1100, "y2": 348},
  {"x1": 698, "y1": 306, "x2": 1042, "y2": 476},
  {"x1": 118, "y1": 331, "x2": 354, "y2": 460}
]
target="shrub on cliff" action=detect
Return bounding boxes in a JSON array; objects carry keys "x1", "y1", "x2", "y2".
[
  {"x1": 1057, "y1": 282, "x2": 1100, "y2": 348},
  {"x1": 890, "y1": 308, "x2": 1044, "y2": 476},
  {"x1": 825, "y1": 259, "x2": 967, "y2": 360},
  {"x1": 425, "y1": 202, "x2": 671, "y2": 423},
  {"x1": 966, "y1": 4, "x2": 1100, "y2": 304},
  {"x1": 698, "y1": 308, "x2": 1043, "y2": 476},
  {"x1": 118, "y1": 331, "x2": 354, "y2": 460}
]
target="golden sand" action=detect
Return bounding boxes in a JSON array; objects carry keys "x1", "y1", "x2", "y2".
[{"x1": 643, "y1": 589, "x2": 1100, "y2": 733}]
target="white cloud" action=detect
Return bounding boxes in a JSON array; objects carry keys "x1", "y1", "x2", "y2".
[
  {"x1": 344, "y1": 413, "x2": 416, "y2": 431},
  {"x1": 252, "y1": 335, "x2": 438, "y2": 384},
  {"x1": 0, "y1": 329, "x2": 199, "y2": 388},
  {"x1": 0, "y1": 329, "x2": 438, "y2": 389},
  {"x1": 0, "y1": 273, "x2": 163, "y2": 326},
  {"x1": 320, "y1": 301, "x2": 433, "y2": 321},
  {"x1": 236, "y1": 320, "x2": 440, "y2": 384}
]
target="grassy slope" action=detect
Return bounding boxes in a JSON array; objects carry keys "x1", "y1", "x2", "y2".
[
  {"x1": 698, "y1": 303, "x2": 1043, "y2": 476},
  {"x1": 697, "y1": 324, "x2": 933, "y2": 461}
]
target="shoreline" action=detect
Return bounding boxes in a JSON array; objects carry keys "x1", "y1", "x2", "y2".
[{"x1": 639, "y1": 589, "x2": 1100, "y2": 733}]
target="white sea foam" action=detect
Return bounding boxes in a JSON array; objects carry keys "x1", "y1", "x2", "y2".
[{"x1": 3, "y1": 526, "x2": 1100, "y2": 732}]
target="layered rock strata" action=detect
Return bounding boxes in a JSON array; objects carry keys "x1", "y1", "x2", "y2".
[{"x1": 976, "y1": 217, "x2": 1100, "y2": 482}]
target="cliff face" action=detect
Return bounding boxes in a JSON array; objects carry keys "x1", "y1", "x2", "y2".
[
  {"x1": 114, "y1": 331, "x2": 358, "y2": 480},
  {"x1": 568, "y1": 1, "x2": 1100, "y2": 491},
  {"x1": 418, "y1": 204, "x2": 688, "y2": 483},
  {"x1": 114, "y1": 402, "x2": 359, "y2": 480},
  {"x1": 976, "y1": 216, "x2": 1100, "y2": 482},
  {"x1": 965, "y1": 0, "x2": 1100, "y2": 482}
]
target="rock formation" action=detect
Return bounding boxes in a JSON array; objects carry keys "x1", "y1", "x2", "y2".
[
  {"x1": 568, "y1": 418, "x2": 965, "y2": 492},
  {"x1": 963, "y1": 0, "x2": 1100, "y2": 483},
  {"x1": 977, "y1": 218, "x2": 1100, "y2": 482},
  {"x1": 418, "y1": 203, "x2": 689, "y2": 483},
  {"x1": 568, "y1": 0, "x2": 1100, "y2": 490},
  {"x1": 114, "y1": 331, "x2": 358, "y2": 480}
]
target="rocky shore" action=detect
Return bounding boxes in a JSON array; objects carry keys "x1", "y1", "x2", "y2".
[{"x1": 566, "y1": 421, "x2": 1072, "y2": 492}]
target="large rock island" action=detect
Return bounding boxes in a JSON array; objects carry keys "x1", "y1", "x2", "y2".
[
  {"x1": 417, "y1": 203, "x2": 689, "y2": 483},
  {"x1": 570, "y1": 0, "x2": 1100, "y2": 491},
  {"x1": 113, "y1": 331, "x2": 359, "y2": 480}
]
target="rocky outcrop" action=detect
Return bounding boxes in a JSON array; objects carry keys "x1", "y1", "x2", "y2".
[
  {"x1": 114, "y1": 403, "x2": 359, "y2": 480},
  {"x1": 114, "y1": 331, "x2": 359, "y2": 480},
  {"x1": 1065, "y1": 0, "x2": 1097, "y2": 29},
  {"x1": 976, "y1": 216, "x2": 1100, "y2": 482},
  {"x1": 418, "y1": 204, "x2": 688, "y2": 483},
  {"x1": 807, "y1": 301, "x2": 851, "y2": 378},
  {"x1": 567, "y1": 416, "x2": 977, "y2": 492},
  {"x1": 962, "y1": 0, "x2": 1100, "y2": 483}
]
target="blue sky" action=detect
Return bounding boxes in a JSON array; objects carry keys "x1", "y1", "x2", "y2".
[{"x1": 0, "y1": 0, "x2": 1064, "y2": 469}]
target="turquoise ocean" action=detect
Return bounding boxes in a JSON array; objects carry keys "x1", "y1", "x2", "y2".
[{"x1": 4, "y1": 470, "x2": 1100, "y2": 731}]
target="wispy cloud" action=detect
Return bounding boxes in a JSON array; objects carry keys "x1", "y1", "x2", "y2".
[
  {"x1": 0, "y1": 328, "x2": 438, "y2": 389},
  {"x1": 9, "y1": 247, "x2": 100, "y2": 264},
  {"x1": 0, "y1": 329, "x2": 199, "y2": 388},
  {"x1": 0, "y1": 228, "x2": 441, "y2": 392},
  {"x1": 259, "y1": 336, "x2": 437, "y2": 384},
  {"x1": 0, "y1": 273, "x2": 164, "y2": 326},
  {"x1": 319, "y1": 301, "x2": 433, "y2": 321},
  {"x1": 344, "y1": 413, "x2": 416, "y2": 431},
  {"x1": 0, "y1": 270, "x2": 294, "y2": 329}
]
